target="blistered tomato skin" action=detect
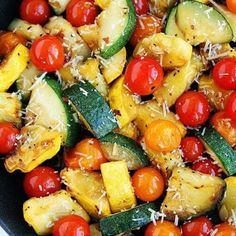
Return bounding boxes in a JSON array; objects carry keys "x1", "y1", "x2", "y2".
[
  {"x1": 213, "y1": 58, "x2": 236, "y2": 90},
  {"x1": 132, "y1": 0, "x2": 149, "y2": 15},
  {"x1": 30, "y1": 35, "x2": 65, "y2": 72},
  {"x1": 225, "y1": 91, "x2": 236, "y2": 122},
  {"x1": 181, "y1": 136, "x2": 204, "y2": 163},
  {"x1": 125, "y1": 56, "x2": 164, "y2": 96},
  {"x1": 192, "y1": 159, "x2": 221, "y2": 177},
  {"x1": 0, "y1": 122, "x2": 19, "y2": 155},
  {"x1": 20, "y1": 0, "x2": 50, "y2": 25},
  {"x1": 212, "y1": 223, "x2": 236, "y2": 236},
  {"x1": 132, "y1": 167, "x2": 164, "y2": 202},
  {"x1": 66, "y1": 0, "x2": 98, "y2": 27},
  {"x1": 182, "y1": 216, "x2": 213, "y2": 236},
  {"x1": 175, "y1": 91, "x2": 210, "y2": 127},
  {"x1": 53, "y1": 215, "x2": 90, "y2": 236},
  {"x1": 23, "y1": 166, "x2": 61, "y2": 198}
]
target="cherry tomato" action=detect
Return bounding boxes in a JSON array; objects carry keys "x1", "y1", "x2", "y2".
[
  {"x1": 182, "y1": 216, "x2": 213, "y2": 236},
  {"x1": 213, "y1": 58, "x2": 236, "y2": 90},
  {"x1": 0, "y1": 32, "x2": 26, "y2": 57},
  {"x1": 130, "y1": 15, "x2": 162, "y2": 47},
  {"x1": 132, "y1": 0, "x2": 149, "y2": 15},
  {"x1": 132, "y1": 167, "x2": 164, "y2": 202},
  {"x1": 0, "y1": 122, "x2": 19, "y2": 154},
  {"x1": 181, "y1": 136, "x2": 204, "y2": 163},
  {"x1": 192, "y1": 159, "x2": 221, "y2": 177},
  {"x1": 144, "y1": 119, "x2": 181, "y2": 152},
  {"x1": 225, "y1": 91, "x2": 236, "y2": 122},
  {"x1": 66, "y1": 0, "x2": 98, "y2": 27},
  {"x1": 64, "y1": 138, "x2": 107, "y2": 171},
  {"x1": 226, "y1": 0, "x2": 236, "y2": 14},
  {"x1": 125, "y1": 56, "x2": 164, "y2": 96},
  {"x1": 211, "y1": 111, "x2": 236, "y2": 146},
  {"x1": 145, "y1": 221, "x2": 182, "y2": 236},
  {"x1": 175, "y1": 91, "x2": 210, "y2": 127},
  {"x1": 53, "y1": 215, "x2": 90, "y2": 236},
  {"x1": 212, "y1": 223, "x2": 236, "y2": 236},
  {"x1": 20, "y1": 0, "x2": 50, "y2": 25},
  {"x1": 30, "y1": 35, "x2": 65, "y2": 72},
  {"x1": 23, "y1": 166, "x2": 61, "y2": 198}
]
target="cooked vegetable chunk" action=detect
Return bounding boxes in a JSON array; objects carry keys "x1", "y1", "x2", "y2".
[
  {"x1": 23, "y1": 190, "x2": 89, "y2": 235},
  {"x1": 101, "y1": 161, "x2": 136, "y2": 212},
  {"x1": 149, "y1": 0, "x2": 177, "y2": 17},
  {"x1": 60, "y1": 168, "x2": 111, "y2": 218},
  {"x1": 5, "y1": 125, "x2": 62, "y2": 173},
  {"x1": 0, "y1": 93, "x2": 22, "y2": 127},
  {"x1": 161, "y1": 167, "x2": 225, "y2": 220},
  {"x1": 48, "y1": 0, "x2": 70, "y2": 15},
  {"x1": 133, "y1": 33, "x2": 192, "y2": 69},
  {"x1": 0, "y1": 44, "x2": 29, "y2": 92}
]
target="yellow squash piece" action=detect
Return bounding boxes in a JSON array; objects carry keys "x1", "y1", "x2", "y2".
[
  {"x1": 154, "y1": 53, "x2": 204, "y2": 107},
  {"x1": 61, "y1": 168, "x2": 111, "y2": 218},
  {"x1": 101, "y1": 160, "x2": 136, "y2": 213},
  {"x1": 0, "y1": 44, "x2": 29, "y2": 92},
  {"x1": 115, "y1": 122, "x2": 139, "y2": 140},
  {"x1": 95, "y1": 0, "x2": 110, "y2": 9},
  {"x1": 109, "y1": 75, "x2": 138, "y2": 128},
  {"x1": 199, "y1": 74, "x2": 232, "y2": 111},
  {"x1": 100, "y1": 47, "x2": 127, "y2": 84},
  {"x1": 5, "y1": 125, "x2": 62, "y2": 173},
  {"x1": 0, "y1": 93, "x2": 22, "y2": 127},
  {"x1": 135, "y1": 100, "x2": 186, "y2": 137},
  {"x1": 149, "y1": 0, "x2": 177, "y2": 17},
  {"x1": 219, "y1": 177, "x2": 236, "y2": 223},
  {"x1": 23, "y1": 190, "x2": 89, "y2": 235},
  {"x1": 134, "y1": 33, "x2": 192, "y2": 69}
]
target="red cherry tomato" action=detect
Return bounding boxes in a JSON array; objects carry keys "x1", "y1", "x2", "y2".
[
  {"x1": 226, "y1": 0, "x2": 236, "y2": 14},
  {"x1": 181, "y1": 136, "x2": 204, "y2": 163},
  {"x1": 125, "y1": 56, "x2": 164, "y2": 96},
  {"x1": 23, "y1": 166, "x2": 61, "y2": 198},
  {"x1": 145, "y1": 221, "x2": 182, "y2": 236},
  {"x1": 132, "y1": 167, "x2": 164, "y2": 202},
  {"x1": 0, "y1": 122, "x2": 19, "y2": 154},
  {"x1": 182, "y1": 216, "x2": 213, "y2": 236},
  {"x1": 20, "y1": 0, "x2": 50, "y2": 25},
  {"x1": 132, "y1": 0, "x2": 149, "y2": 15},
  {"x1": 225, "y1": 91, "x2": 236, "y2": 122},
  {"x1": 213, "y1": 223, "x2": 236, "y2": 236},
  {"x1": 130, "y1": 15, "x2": 162, "y2": 47},
  {"x1": 175, "y1": 91, "x2": 210, "y2": 127},
  {"x1": 66, "y1": 0, "x2": 98, "y2": 27},
  {"x1": 192, "y1": 159, "x2": 221, "y2": 177},
  {"x1": 53, "y1": 215, "x2": 90, "y2": 236},
  {"x1": 30, "y1": 35, "x2": 65, "y2": 72},
  {"x1": 213, "y1": 58, "x2": 236, "y2": 90}
]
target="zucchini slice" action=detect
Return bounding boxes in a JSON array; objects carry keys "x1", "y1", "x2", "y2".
[
  {"x1": 63, "y1": 80, "x2": 118, "y2": 138},
  {"x1": 98, "y1": 0, "x2": 136, "y2": 59},
  {"x1": 194, "y1": 126, "x2": 236, "y2": 175},
  {"x1": 161, "y1": 167, "x2": 225, "y2": 221},
  {"x1": 26, "y1": 77, "x2": 79, "y2": 147},
  {"x1": 100, "y1": 132, "x2": 149, "y2": 170},
  {"x1": 99, "y1": 202, "x2": 159, "y2": 236},
  {"x1": 175, "y1": 1, "x2": 233, "y2": 45},
  {"x1": 164, "y1": 7, "x2": 184, "y2": 39}
]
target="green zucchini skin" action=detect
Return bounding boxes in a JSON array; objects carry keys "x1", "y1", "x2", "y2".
[
  {"x1": 99, "y1": 132, "x2": 149, "y2": 170},
  {"x1": 45, "y1": 78, "x2": 80, "y2": 147},
  {"x1": 63, "y1": 80, "x2": 118, "y2": 138},
  {"x1": 100, "y1": 0, "x2": 136, "y2": 59},
  {"x1": 194, "y1": 126, "x2": 236, "y2": 175},
  {"x1": 99, "y1": 202, "x2": 159, "y2": 236}
]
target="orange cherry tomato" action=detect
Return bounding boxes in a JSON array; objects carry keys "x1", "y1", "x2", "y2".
[
  {"x1": 132, "y1": 167, "x2": 164, "y2": 202},
  {"x1": 64, "y1": 138, "x2": 107, "y2": 171},
  {"x1": 144, "y1": 119, "x2": 181, "y2": 152},
  {"x1": 145, "y1": 221, "x2": 182, "y2": 236},
  {"x1": 212, "y1": 223, "x2": 236, "y2": 236},
  {"x1": 130, "y1": 15, "x2": 162, "y2": 47},
  {"x1": 226, "y1": 0, "x2": 236, "y2": 14},
  {"x1": 0, "y1": 32, "x2": 26, "y2": 57},
  {"x1": 211, "y1": 111, "x2": 236, "y2": 146}
]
